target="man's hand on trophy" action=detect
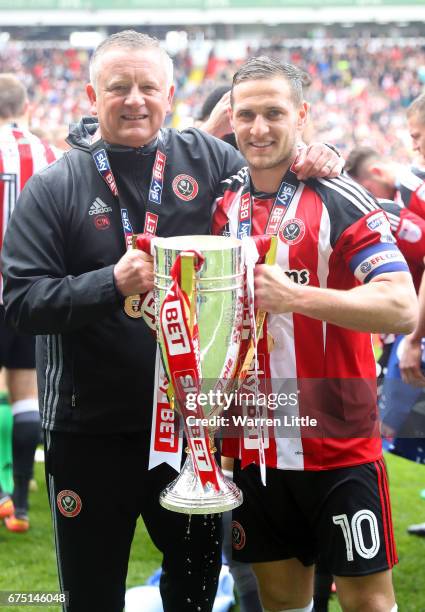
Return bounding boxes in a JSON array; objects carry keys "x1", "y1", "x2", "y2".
[
  {"x1": 113, "y1": 249, "x2": 154, "y2": 296},
  {"x1": 254, "y1": 263, "x2": 301, "y2": 314},
  {"x1": 292, "y1": 142, "x2": 343, "y2": 181}
]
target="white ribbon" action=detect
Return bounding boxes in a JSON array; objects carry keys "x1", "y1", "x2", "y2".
[
  {"x1": 242, "y1": 237, "x2": 267, "y2": 485},
  {"x1": 148, "y1": 348, "x2": 183, "y2": 472}
]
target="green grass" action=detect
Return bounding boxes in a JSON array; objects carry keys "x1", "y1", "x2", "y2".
[{"x1": 0, "y1": 453, "x2": 424, "y2": 611}]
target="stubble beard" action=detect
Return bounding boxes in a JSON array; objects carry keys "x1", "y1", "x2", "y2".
[{"x1": 248, "y1": 147, "x2": 294, "y2": 172}]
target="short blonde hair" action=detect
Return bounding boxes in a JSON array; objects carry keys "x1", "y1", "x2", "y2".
[{"x1": 89, "y1": 30, "x2": 174, "y2": 92}]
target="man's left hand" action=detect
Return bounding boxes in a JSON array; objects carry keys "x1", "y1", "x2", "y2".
[{"x1": 292, "y1": 143, "x2": 343, "y2": 181}]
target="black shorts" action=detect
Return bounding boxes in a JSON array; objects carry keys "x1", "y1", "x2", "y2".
[
  {"x1": 232, "y1": 458, "x2": 397, "y2": 577},
  {"x1": 0, "y1": 306, "x2": 35, "y2": 369}
]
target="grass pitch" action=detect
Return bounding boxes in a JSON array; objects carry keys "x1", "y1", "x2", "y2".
[{"x1": 0, "y1": 453, "x2": 424, "y2": 611}]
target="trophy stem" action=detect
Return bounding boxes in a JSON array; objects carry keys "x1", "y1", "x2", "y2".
[{"x1": 159, "y1": 451, "x2": 243, "y2": 515}]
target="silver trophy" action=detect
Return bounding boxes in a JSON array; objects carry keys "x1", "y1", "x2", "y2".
[{"x1": 153, "y1": 235, "x2": 245, "y2": 514}]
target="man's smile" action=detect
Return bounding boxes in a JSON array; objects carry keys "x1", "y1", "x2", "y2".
[
  {"x1": 121, "y1": 114, "x2": 148, "y2": 120},
  {"x1": 249, "y1": 141, "x2": 274, "y2": 149}
]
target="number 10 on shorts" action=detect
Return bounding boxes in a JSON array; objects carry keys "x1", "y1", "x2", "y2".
[{"x1": 333, "y1": 511, "x2": 380, "y2": 561}]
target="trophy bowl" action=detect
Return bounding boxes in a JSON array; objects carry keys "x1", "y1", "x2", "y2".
[{"x1": 153, "y1": 234, "x2": 244, "y2": 514}]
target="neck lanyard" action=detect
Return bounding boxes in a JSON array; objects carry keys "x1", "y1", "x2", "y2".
[
  {"x1": 90, "y1": 132, "x2": 166, "y2": 318},
  {"x1": 91, "y1": 131, "x2": 166, "y2": 247},
  {"x1": 236, "y1": 169, "x2": 299, "y2": 485},
  {"x1": 237, "y1": 166, "x2": 299, "y2": 240},
  {"x1": 90, "y1": 132, "x2": 183, "y2": 466}
]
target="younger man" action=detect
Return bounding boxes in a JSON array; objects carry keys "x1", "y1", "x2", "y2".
[{"x1": 213, "y1": 57, "x2": 417, "y2": 612}]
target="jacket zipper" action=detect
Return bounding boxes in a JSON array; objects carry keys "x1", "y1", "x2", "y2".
[{"x1": 71, "y1": 339, "x2": 77, "y2": 408}]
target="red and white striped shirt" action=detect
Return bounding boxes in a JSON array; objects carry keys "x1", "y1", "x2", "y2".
[
  {"x1": 409, "y1": 180, "x2": 425, "y2": 220},
  {"x1": 394, "y1": 165, "x2": 424, "y2": 210},
  {"x1": 213, "y1": 170, "x2": 409, "y2": 471},
  {"x1": 380, "y1": 199, "x2": 425, "y2": 293},
  {"x1": 0, "y1": 123, "x2": 59, "y2": 299}
]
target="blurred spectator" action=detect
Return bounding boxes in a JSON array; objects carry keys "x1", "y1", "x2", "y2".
[
  {"x1": 345, "y1": 145, "x2": 423, "y2": 210},
  {"x1": 196, "y1": 85, "x2": 238, "y2": 147},
  {"x1": 407, "y1": 92, "x2": 425, "y2": 174},
  {"x1": 0, "y1": 73, "x2": 60, "y2": 533},
  {"x1": 1, "y1": 38, "x2": 424, "y2": 163}
]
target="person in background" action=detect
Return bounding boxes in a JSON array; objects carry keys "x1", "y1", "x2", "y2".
[
  {"x1": 0, "y1": 73, "x2": 59, "y2": 532},
  {"x1": 407, "y1": 92, "x2": 425, "y2": 181},
  {"x1": 397, "y1": 95, "x2": 425, "y2": 534},
  {"x1": 402, "y1": 91, "x2": 425, "y2": 379},
  {"x1": 346, "y1": 145, "x2": 425, "y2": 440},
  {"x1": 196, "y1": 85, "x2": 238, "y2": 149},
  {"x1": 343, "y1": 145, "x2": 424, "y2": 214},
  {"x1": 363, "y1": 93, "x2": 425, "y2": 536},
  {"x1": 345, "y1": 146, "x2": 425, "y2": 294}
]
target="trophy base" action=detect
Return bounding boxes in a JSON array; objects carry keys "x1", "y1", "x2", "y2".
[{"x1": 159, "y1": 453, "x2": 243, "y2": 514}]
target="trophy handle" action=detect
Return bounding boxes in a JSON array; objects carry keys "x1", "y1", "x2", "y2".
[
  {"x1": 165, "y1": 252, "x2": 196, "y2": 409},
  {"x1": 180, "y1": 252, "x2": 196, "y2": 333}
]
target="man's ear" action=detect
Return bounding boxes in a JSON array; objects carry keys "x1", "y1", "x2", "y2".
[
  {"x1": 86, "y1": 83, "x2": 97, "y2": 116},
  {"x1": 297, "y1": 101, "x2": 309, "y2": 132},
  {"x1": 369, "y1": 164, "x2": 384, "y2": 179},
  {"x1": 166, "y1": 85, "x2": 175, "y2": 113}
]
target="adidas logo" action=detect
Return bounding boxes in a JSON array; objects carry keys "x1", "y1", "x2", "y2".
[{"x1": 89, "y1": 197, "x2": 113, "y2": 216}]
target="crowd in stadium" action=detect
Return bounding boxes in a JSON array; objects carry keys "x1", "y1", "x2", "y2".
[{"x1": 1, "y1": 37, "x2": 425, "y2": 161}]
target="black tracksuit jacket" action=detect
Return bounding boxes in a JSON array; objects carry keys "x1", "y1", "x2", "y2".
[{"x1": 2, "y1": 117, "x2": 243, "y2": 433}]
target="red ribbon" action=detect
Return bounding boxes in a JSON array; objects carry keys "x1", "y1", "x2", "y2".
[
  {"x1": 251, "y1": 234, "x2": 273, "y2": 261},
  {"x1": 159, "y1": 250, "x2": 220, "y2": 490},
  {"x1": 136, "y1": 232, "x2": 154, "y2": 255}
]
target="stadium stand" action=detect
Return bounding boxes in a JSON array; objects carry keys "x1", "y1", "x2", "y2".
[{"x1": 0, "y1": 32, "x2": 424, "y2": 160}]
